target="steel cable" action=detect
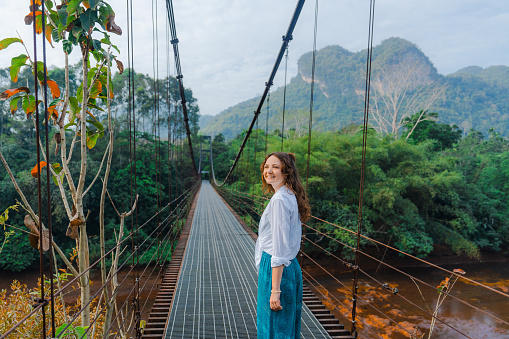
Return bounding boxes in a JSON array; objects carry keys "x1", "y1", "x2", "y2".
[
  {"x1": 281, "y1": 47, "x2": 289, "y2": 151},
  {"x1": 212, "y1": 0, "x2": 306, "y2": 186},
  {"x1": 31, "y1": 6, "x2": 47, "y2": 339},
  {"x1": 85, "y1": 201, "x2": 190, "y2": 338},
  {"x1": 58, "y1": 188, "x2": 196, "y2": 338},
  {"x1": 301, "y1": 270, "x2": 385, "y2": 339},
  {"x1": 40, "y1": 0, "x2": 56, "y2": 334}
]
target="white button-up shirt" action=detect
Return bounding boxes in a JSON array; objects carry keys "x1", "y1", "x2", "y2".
[{"x1": 255, "y1": 185, "x2": 302, "y2": 271}]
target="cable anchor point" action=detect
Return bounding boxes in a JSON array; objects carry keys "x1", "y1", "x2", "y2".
[{"x1": 282, "y1": 34, "x2": 293, "y2": 42}]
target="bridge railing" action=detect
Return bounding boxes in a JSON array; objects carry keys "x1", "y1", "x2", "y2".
[
  {"x1": 0, "y1": 181, "x2": 199, "y2": 339},
  {"x1": 215, "y1": 186, "x2": 509, "y2": 339}
]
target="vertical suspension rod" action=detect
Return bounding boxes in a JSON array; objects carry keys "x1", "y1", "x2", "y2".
[
  {"x1": 165, "y1": 0, "x2": 198, "y2": 176},
  {"x1": 351, "y1": 0, "x2": 376, "y2": 336}
]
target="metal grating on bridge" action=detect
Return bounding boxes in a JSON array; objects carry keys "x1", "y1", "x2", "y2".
[{"x1": 164, "y1": 181, "x2": 331, "y2": 339}]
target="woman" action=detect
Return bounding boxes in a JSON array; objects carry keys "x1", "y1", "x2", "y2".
[{"x1": 255, "y1": 152, "x2": 311, "y2": 338}]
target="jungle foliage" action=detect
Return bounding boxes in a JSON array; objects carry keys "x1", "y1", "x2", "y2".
[
  {"x1": 0, "y1": 64, "x2": 199, "y2": 272},
  {"x1": 206, "y1": 117, "x2": 509, "y2": 260}
]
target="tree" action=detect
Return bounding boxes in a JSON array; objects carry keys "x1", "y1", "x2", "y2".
[
  {"x1": 370, "y1": 53, "x2": 446, "y2": 137},
  {"x1": 287, "y1": 109, "x2": 309, "y2": 138},
  {"x1": 0, "y1": 1, "x2": 123, "y2": 333},
  {"x1": 402, "y1": 110, "x2": 462, "y2": 150}
]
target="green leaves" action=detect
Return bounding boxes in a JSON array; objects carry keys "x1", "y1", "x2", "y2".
[
  {"x1": 10, "y1": 54, "x2": 28, "y2": 82},
  {"x1": 51, "y1": 163, "x2": 65, "y2": 186},
  {"x1": 10, "y1": 96, "x2": 23, "y2": 114},
  {"x1": 0, "y1": 38, "x2": 23, "y2": 51},
  {"x1": 0, "y1": 204, "x2": 20, "y2": 228},
  {"x1": 69, "y1": 97, "x2": 80, "y2": 122},
  {"x1": 87, "y1": 0, "x2": 100, "y2": 10},
  {"x1": 55, "y1": 323, "x2": 89, "y2": 338},
  {"x1": 22, "y1": 95, "x2": 37, "y2": 116},
  {"x1": 62, "y1": 40, "x2": 73, "y2": 54},
  {"x1": 67, "y1": 0, "x2": 83, "y2": 16},
  {"x1": 86, "y1": 130, "x2": 99, "y2": 149},
  {"x1": 89, "y1": 79, "x2": 102, "y2": 99},
  {"x1": 80, "y1": 9, "x2": 98, "y2": 32},
  {"x1": 57, "y1": 5, "x2": 68, "y2": 31},
  {"x1": 88, "y1": 119, "x2": 104, "y2": 138}
]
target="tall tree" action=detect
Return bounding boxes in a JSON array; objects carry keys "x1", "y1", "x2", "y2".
[{"x1": 370, "y1": 53, "x2": 446, "y2": 137}]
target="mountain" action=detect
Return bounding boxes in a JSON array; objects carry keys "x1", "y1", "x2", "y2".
[
  {"x1": 200, "y1": 37, "x2": 509, "y2": 139},
  {"x1": 198, "y1": 114, "x2": 215, "y2": 130}
]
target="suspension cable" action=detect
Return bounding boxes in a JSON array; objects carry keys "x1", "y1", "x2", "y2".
[
  {"x1": 305, "y1": 0, "x2": 318, "y2": 193},
  {"x1": 40, "y1": 0, "x2": 56, "y2": 335},
  {"x1": 165, "y1": 0, "x2": 198, "y2": 176},
  {"x1": 265, "y1": 92, "x2": 270, "y2": 157},
  {"x1": 30, "y1": 6, "x2": 49, "y2": 339},
  {"x1": 281, "y1": 47, "x2": 289, "y2": 151},
  {"x1": 351, "y1": 0, "x2": 376, "y2": 335},
  {"x1": 213, "y1": 0, "x2": 306, "y2": 186}
]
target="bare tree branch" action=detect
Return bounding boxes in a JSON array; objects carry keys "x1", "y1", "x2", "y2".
[
  {"x1": 82, "y1": 141, "x2": 111, "y2": 198},
  {"x1": 370, "y1": 53, "x2": 445, "y2": 137}
]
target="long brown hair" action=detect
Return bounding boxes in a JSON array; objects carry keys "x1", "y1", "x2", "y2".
[{"x1": 260, "y1": 152, "x2": 311, "y2": 222}]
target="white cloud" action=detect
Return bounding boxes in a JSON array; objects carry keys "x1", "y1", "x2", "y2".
[{"x1": 1, "y1": 0, "x2": 507, "y2": 116}]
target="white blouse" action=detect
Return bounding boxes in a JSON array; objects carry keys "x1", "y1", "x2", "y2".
[{"x1": 255, "y1": 185, "x2": 302, "y2": 271}]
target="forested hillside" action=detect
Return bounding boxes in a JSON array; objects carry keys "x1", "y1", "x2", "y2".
[
  {"x1": 206, "y1": 121, "x2": 509, "y2": 260},
  {"x1": 201, "y1": 37, "x2": 509, "y2": 139}
]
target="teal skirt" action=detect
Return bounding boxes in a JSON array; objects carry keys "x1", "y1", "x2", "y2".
[{"x1": 257, "y1": 251, "x2": 303, "y2": 338}]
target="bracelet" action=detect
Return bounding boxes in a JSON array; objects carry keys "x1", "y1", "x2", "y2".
[{"x1": 271, "y1": 290, "x2": 281, "y2": 294}]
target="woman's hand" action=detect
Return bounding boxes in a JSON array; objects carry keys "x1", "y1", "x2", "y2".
[{"x1": 270, "y1": 292, "x2": 282, "y2": 311}]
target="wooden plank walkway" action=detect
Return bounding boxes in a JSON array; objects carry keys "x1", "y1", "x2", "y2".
[{"x1": 164, "y1": 181, "x2": 331, "y2": 339}]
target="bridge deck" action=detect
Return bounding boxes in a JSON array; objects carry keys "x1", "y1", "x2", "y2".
[{"x1": 164, "y1": 181, "x2": 331, "y2": 338}]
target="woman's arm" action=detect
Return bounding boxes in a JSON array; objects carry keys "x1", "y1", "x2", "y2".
[
  {"x1": 270, "y1": 265, "x2": 284, "y2": 311},
  {"x1": 269, "y1": 197, "x2": 291, "y2": 311}
]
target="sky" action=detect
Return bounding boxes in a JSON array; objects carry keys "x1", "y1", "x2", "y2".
[{"x1": 0, "y1": 0, "x2": 508, "y2": 116}]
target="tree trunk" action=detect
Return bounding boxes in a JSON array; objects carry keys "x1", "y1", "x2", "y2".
[{"x1": 76, "y1": 46, "x2": 91, "y2": 334}]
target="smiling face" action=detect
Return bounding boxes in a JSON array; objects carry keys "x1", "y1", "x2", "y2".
[{"x1": 263, "y1": 155, "x2": 286, "y2": 191}]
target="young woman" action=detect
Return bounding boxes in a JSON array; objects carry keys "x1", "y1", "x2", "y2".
[{"x1": 255, "y1": 152, "x2": 311, "y2": 338}]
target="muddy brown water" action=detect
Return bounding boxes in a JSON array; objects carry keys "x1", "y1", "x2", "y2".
[
  {"x1": 305, "y1": 259, "x2": 509, "y2": 339},
  {"x1": 1, "y1": 259, "x2": 508, "y2": 338}
]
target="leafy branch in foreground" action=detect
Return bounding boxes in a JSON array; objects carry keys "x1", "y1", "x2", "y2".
[{"x1": 0, "y1": 0, "x2": 123, "y2": 332}]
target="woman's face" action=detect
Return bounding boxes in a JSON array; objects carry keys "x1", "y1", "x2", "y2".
[{"x1": 263, "y1": 155, "x2": 285, "y2": 190}]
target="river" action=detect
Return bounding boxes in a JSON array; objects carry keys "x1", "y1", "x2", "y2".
[
  {"x1": 1, "y1": 260, "x2": 508, "y2": 338},
  {"x1": 312, "y1": 260, "x2": 509, "y2": 339}
]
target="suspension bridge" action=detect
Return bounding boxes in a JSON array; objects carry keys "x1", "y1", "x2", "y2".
[{"x1": 0, "y1": 0, "x2": 508, "y2": 338}]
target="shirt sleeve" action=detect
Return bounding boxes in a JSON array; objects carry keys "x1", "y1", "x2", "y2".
[{"x1": 270, "y1": 197, "x2": 293, "y2": 267}]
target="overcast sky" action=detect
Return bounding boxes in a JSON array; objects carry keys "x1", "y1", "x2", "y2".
[{"x1": 1, "y1": 0, "x2": 508, "y2": 116}]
